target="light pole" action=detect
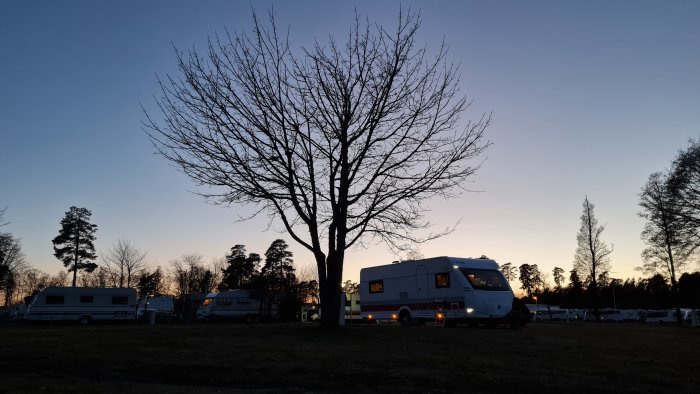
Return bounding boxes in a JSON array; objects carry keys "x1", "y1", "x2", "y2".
[{"x1": 533, "y1": 295, "x2": 538, "y2": 322}]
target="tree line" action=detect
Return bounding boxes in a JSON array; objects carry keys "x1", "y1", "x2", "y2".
[
  {"x1": 0, "y1": 206, "x2": 319, "y2": 320},
  {"x1": 501, "y1": 139, "x2": 700, "y2": 324}
]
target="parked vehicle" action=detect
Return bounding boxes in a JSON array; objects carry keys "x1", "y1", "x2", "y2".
[
  {"x1": 533, "y1": 307, "x2": 579, "y2": 321},
  {"x1": 360, "y1": 256, "x2": 527, "y2": 326},
  {"x1": 196, "y1": 289, "x2": 261, "y2": 322},
  {"x1": 137, "y1": 296, "x2": 176, "y2": 322},
  {"x1": 642, "y1": 309, "x2": 693, "y2": 324},
  {"x1": 25, "y1": 287, "x2": 137, "y2": 324}
]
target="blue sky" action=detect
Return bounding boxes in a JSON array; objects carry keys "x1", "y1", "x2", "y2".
[{"x1": 1, "y1": 0, "x2": 699, "y2": 286}]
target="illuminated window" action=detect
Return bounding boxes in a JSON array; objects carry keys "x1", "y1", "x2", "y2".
[
  {"x1": 80, "y1": 296, "x2": 94, "y2": 303},
  {"x1": 369, "y1": 280, "x2": 384, "y2": 294},
  {"x1": 435, "y1": 273, "x2": 450, "y2": 288},
  {"x1": 460, "y1": 268, "x2": 509, "y2": 291},
  {"x1": 202, "y1": 298, "x2": 213, "y2": 306},
  {"x1": 45, "y1": 295, "x2": 64, "y2": 304},
  {"x1": 112, "y1": 296, "x2": 128, "y2": 305}
]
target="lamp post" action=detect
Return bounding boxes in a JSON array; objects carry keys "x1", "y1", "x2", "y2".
[{"x1": 533, "y1": 295, "x2": 538, "y2": 322}]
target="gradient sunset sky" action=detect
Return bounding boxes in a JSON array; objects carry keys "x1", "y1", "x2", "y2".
[{"x1": 2, "y1": 0, "x2": 699, "y2": 286}]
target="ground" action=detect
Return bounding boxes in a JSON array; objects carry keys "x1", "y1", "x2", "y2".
[{"x1": 0, "y1": 321, "x2": 698, "y2": 393}]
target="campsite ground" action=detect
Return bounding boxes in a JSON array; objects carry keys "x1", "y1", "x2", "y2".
[{"x1": 0, "y1": 321, "x2": 698, "y2": 393}]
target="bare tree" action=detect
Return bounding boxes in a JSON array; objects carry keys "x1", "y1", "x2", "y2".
[
  {"x1": 668, "y1": 139, "x2": 700, "y2": 251},
  {"x1": 573, "y1": 197, "x2": 613, "y2": 322},
  {"x1": 102, "y1": 239, "x2": 148, "y2": 288},
  {"x1": 639, "y1": 172, "x2": 692, "y2": 325},
  {"x1": 0, "y1": 207, "x2": 8, "y2": 227},
  {"x1": 145, "y1": 9, "x2": 490, "y2": 327},
  {"x1": 170, "y1": 254, "x2": 219, "y2": 297},
  {"x1": 0, "y1": 232, "x2": 25, "y2": 305}
]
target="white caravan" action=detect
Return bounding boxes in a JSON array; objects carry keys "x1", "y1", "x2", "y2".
[
  {"x1": 25, "y1": 287, "x2": 137, "y2": 324},
  {"x1": 360, "y1": 257, "x2": 526, "y2": 326},
  {"x1": 196, "y1": 289, "x2": 261, "y2": 322}
]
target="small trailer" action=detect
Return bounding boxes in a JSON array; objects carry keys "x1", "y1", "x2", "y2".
[
  {"x1": 360, "y1": 256, "x2": 528, "y2": 327},
  {"x1": 137, "y1": 296, "x2": 176, "y2": 322},
  {"x1": 25, "y1": 287, "x2": 137, "y2": 324},
  {"x1": 195, "y1": 289, "x2": 261, "y2": 322}
]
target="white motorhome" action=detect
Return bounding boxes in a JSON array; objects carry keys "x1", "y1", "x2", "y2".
[
  {"x1": 196, "y1": 289, "x2": 261, "y2": 322},
  {"x1": 360, "y1": 257, "x2": 527, "y2": 326},
  {"x1": 25, "y1": 287, "x2": 137, "y2": 324}
]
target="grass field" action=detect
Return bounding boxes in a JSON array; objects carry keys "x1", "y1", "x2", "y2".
[{"x1": 0, "y1": 321, "x2": 698, "y2": 393}]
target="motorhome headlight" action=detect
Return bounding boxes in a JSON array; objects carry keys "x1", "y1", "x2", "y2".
[{"x1": 466, "y1": 307, "x2": 474, "y2": 314}]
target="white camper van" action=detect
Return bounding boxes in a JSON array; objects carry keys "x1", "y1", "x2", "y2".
[
  {"x1": 196, "y1": 289, "x2": 261, "y2": 322},
  {"x1": 360, "y1": 257, "x2": 527, "y2": 326},
  {"x1": 25, "y1": 287, "x2": 137, "y2": 324}
]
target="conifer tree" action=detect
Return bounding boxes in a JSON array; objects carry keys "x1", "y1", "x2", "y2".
[{"x1": 52, "y1": 206, "x2": 98, "y2": 287}]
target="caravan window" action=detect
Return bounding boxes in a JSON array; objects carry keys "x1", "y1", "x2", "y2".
[
  {"x1": 45, "y1": 295, "x2": 64, "y2": 304},
  {"x1": 435, "y1": 273, "x2": 450, "y2": 288},
  {"x1": 460, "y1": 268, "x2": 509, "y2": 291},
  {"x1": 80, "y1": 296, "x2": 94, "y2": 303},
  {"x1": 112, "y1": 296, "x2": 128, "y2": 305},
  {"x1": 369, "y1": 280, "x2": 384, "y2": 294}
]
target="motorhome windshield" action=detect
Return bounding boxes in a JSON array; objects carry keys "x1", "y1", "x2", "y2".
[{"x1": 459, "y1": 268, "x2": 509, "y2": 291}]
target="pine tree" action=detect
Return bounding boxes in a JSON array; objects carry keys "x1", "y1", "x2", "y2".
[{"x1": 52, "y1": 206, "x2": 98, "y2": 287}]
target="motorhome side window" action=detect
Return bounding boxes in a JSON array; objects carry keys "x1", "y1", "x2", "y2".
[
  {"x1": 435, "y1": 273, "x2": 450, "y2": 288},
  {"x1": 45, "y1": 295, "x2": 64, "y2": 304},
  {"x1": 80, "y1": 296, "x2": 94, "y2": 303},
  {"x1": 112, "y1": 296, "x2": 128, "y2": 305},
  {"x1": 369, "y1": 280, "x2": 384, "y2": 294}
]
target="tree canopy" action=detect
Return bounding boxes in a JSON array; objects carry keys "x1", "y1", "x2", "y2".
[{"x1": 145, "y1": 9, "x2": 490, "y2": 327}]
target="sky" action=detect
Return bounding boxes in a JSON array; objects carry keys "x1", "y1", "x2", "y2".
[{"x1": 1, "y1": 0, "x2": 699, "y2": 287}]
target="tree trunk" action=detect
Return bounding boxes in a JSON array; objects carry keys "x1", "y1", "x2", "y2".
[{"x1": 319, "y1": 252, "x2": 344, "y2": 328}]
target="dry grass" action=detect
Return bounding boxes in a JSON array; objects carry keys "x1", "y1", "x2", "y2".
[{"x1": 0, "y1": 321, "x2": 698, "y2": 393}]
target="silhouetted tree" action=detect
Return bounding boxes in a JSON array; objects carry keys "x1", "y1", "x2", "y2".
[
  {"x1": 668, "y1": 139, "x2": 700, "y2": 251},
  {"x1": 518, "y1": 263, "x2": 542, "y2": 297},
  {"x1": 342, "y1": 280, "x2": 360, "y2": 294},
  {"x1": 500, "y1": 262, "x2": 518, "y2": 282},
  {"x1": 52, "y1": 206, "x2": 98, "y2": 287},
  {"x1": 145, "y1": 9, "x2": 490, "y2": 328},
  {"x1": 138, "y1": 267, "x2": 165, "y2": 298},
  {"x1": 171, "y1": 254, "x2": 218, "y2": 297},
  {"x1": 102, "y1": 238, "x2": 148, "y2": 288},
  {"x1": 561, "y1": 269, "x2": 585, "y2": 308},
  {"x1": 639, "y1": 172, "x2": 691, "y2": 325},
  {"x1": 644, "y1": 274, "x2": 672, "y2": 309},
  {"x1": 679, "y1": 272, "x2": 700, "y2": 308},
  {"x1": 0, "y1": 231, "x2": 25, "y2": 305},
  {"x1": 258, "y1": 239, "x2": 296, "y2": 317},
  {"x1": 573, "y1": 197, "x2": 612, "y2": 321},
  {"x1": 552, "y1": 267, "x2": 565, "y2": 290},
  {"x1": 220, "y1": 245, "x2": 260, "y2": 290}
]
